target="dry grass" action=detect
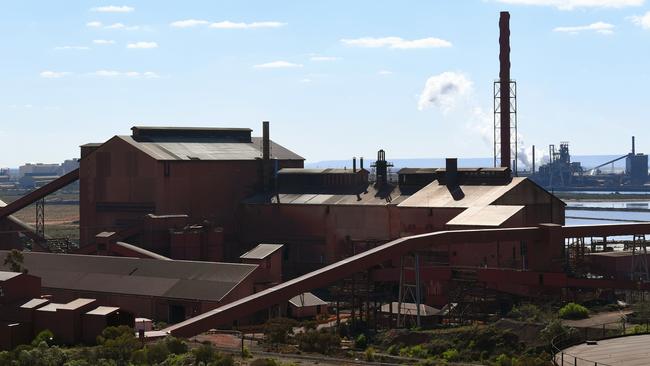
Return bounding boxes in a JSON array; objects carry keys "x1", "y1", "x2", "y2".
[{"x1": 1, "y1": 192, "x2": 79, "y2": 240}]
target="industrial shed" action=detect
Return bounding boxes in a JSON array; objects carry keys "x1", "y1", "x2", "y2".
[
  {"x1": 287, "y1": 292, "x2": 328, "y2": 318},
  {"x1": 0, "y1": 251, "x2": 258, "y2": 323},
  {"x1": 78, "y1": 124, "x2": 304, "y2": 258}
]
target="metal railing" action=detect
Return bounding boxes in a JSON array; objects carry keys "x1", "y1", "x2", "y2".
[{"x1": 552, "y1": 317, "x2": 650, "y2": 366}]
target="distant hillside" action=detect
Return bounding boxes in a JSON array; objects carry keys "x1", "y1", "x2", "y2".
[{"x1": 305, "y1": 155, "x2": 628, "y2": 170}]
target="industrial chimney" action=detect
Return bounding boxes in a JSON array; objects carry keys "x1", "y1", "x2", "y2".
[
  {"x1": 499, "y1": 11, "x2": 511, "y2": 170},
  {"x1": 262, "y1": 121, "x2": 271, "y2": 191}
]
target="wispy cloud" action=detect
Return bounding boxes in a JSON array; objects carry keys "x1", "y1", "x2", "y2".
[
  {"x1": 105, "y1": 23, "x2": 140, "y2": 30},
  {"x1": 91, "y1": 5, "x2": 135, "y2": 13},
  {"x1": 86, "y1": 21, "x2": 102, "y2": 28},
  {"x1": 92, "y1": 70, "x2": 159, "y2": 78},
  {"x1": 93, "y1": 39, "x2": 116, "y2": 45},
  {"x1": 378, "y1": 70, "x2": 393, "y2": 75},
  {"x1": 40, "y1": 71, "x2": 69, "y2": 79},
  {"x1": 209, "y1": 21, "x2": 286, "y2": 29},
  {"x1": 341, "y1": 36, "x2": 452, "y2": 49},
  {"x1": 127, "y1": 41, "x2": 158, "y2": 49},
  {"x1": 629, "y1": 11, "x2": 650, "y2": 29},
  {"x1": 170, "y1": 19, "x2": 210, "y2": 28},
  {"x1": 553, "y1": 21, "x2": 615, "y2": 34},
  {"x1": 54, "y1": 46, "x2": 91, "y2": 50},
  {"x1": 494, "y1": 0, "x2": 643, "y2": 10},
  {"x1": 418, "y1": 72, "x2": 472, "y2": 111},
  {"x1": 300, "y1": 78, "x2": 312, "y2": 83},
  {"x1": 310, "y1": 56, "x2": 340, "y2": 61},
  {"x1": 253, "y1": 61, "x2": 303, "y2": 69}
]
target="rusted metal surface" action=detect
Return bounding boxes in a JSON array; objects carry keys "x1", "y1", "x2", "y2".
[
  {"x1": 164, "y1": 223, "x2": 650, "y2": 337},
  {"x1": 0, "y1": 169, "x2": 79, "y2": 220}
]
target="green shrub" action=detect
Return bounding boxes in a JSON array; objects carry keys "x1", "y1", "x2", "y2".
[
  {"x1": 559, "y1": 303, "x2": 589, "y2": 320},
  {"x1": 192, "y1": 343, "x2": 216, "y2": 364},
  {"x1": 495, "y1": 353, "x2": 513, "y2": 366},
  {"x1": 130, "y1": 348, "x2": 147, "y2": 365},
  {"x1": 264, "y1": 318, "x2": 298, "y2": 344},
  {"x1": 387, "y1": 344, "x2": 399, "y2": 355},
  {"x1": 96, "y1": 326, "x2": 139, "y2": 363},
  {"x1": 296, "y1": 329, "x2": 340, "y2": 354},
  {"x1": 364, "y1": 347, "x2": 375, "y2": 361},
  {"x1": 32, "y1": 329, "x2": 55, "y2": 347},
  {"x1": 354, "y1": 334, "x2": 367, "y2": 350},
  {"x1": 146, "y1": 341, "x2": 170, "y2": 364},
  {"x1": 507, "y1": 304, "x2": 544, "y2": 322},
  {"x1": 164, "y1": 336, "x2": 188, "y2": 355},
  {"x1": 442, "y1": 348, "x2": 459, "y2": 362}
]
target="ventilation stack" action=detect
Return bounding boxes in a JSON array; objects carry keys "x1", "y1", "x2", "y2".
[{"x1": 499, "y1": 11, "x2": 511, "y2": 170}]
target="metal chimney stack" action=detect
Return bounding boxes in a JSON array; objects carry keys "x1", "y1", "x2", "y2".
[
  {"x1": 262, "y1": 121, "x2": 270, "y2": 160},
  {"x1": 499, "y1": 11, "x2": 511, "y2": 169}
]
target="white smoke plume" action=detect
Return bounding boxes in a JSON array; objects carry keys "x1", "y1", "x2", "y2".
[{"x1": 418, "y1": 72, "x2": 472, "y2": 112}]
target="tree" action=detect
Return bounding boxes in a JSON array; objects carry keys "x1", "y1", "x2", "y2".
[
  {"x1": 263, "y1": 318, "x2": 298, "y2": 345},
  {"x1": 4, "y1": 249, "x2": 26, "y2": 273},
  {"x1": 96, "y1": 326, "x2": 140, "y2": 365}
]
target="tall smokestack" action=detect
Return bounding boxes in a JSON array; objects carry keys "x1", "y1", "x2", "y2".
[
  {"x1": 360, "y1": 157, "x2": 364, "y2": 170},
  {"x1": 353, "y1": 157, "x2": 357, "y2": 172},
  {"x1": 262, "y1": 121, "x2": 270, "y2": 160},
  {"x1": 532, "y1": 145, "x2": 536, "y2": 174},
  {"x1": 632, "y1": 136, "x2": 636, "y2": 155},
  {"x1": 499, "y1": 11, "x2": 511, "y2": 169}
]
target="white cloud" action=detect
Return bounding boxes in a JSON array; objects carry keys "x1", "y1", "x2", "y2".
[
  {"x1": 127, "y1": 41, "x2": 158, "y2": 49},
  {"x1": 253, "y1": 61, "x2": 303, "y2": 69},
  {"x1": 309, "y1": 56, "x2": 340, "y2": 61},
  {"x1": 553, "y1": 21, "x2": 615, "y2": 34},
  {"x1": 93, "y1": 39, "x2": 116, "y2": 45},
  {"x1": 40, "y1": 71, "x2": 69, "y2": 79},
  {"x1": 418, "y1": 72, "x2": 472, "y2": 111},
  {"x1": 300, "y1": 78, "x2": 312, "y2": 83},
  {"x1": 105, "y1": 23, "x2": 140, "y2": 30},
  {"x1": 209, "y1": 21, "x2": 286, "y2": 29},
  {"x1": 143, "y1": 71, "x2": 160, "y2": 79},
  {"x1": 86, "y1": 21, "x2": 102, "y2": 28},
  {"x1": 629, "y1": 11, "x2": 650, "y2": 29},
  {"x1": 170, "y1": 19, "x2": 210, "y2": 28},
  {"x1": 341, "y1": 36, "x2": 452, "y2": 49},
  {"x1": 54, "y1": 46, "x2": 91, "y2": 50},
  {"x1": 378, "y1": 70, "x2": 393, "y2": 75},
  {"x1": 91, "y1": 5, "x2": 135, "y2": 13},
  {"x1": 494, "y1": 0, "x2": 643, "y2": 10}
]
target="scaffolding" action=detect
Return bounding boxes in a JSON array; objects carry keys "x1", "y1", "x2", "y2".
[
  {"x1": 628, "y1": 234, "x2": 649, "y2": 281},
  {"x1": 493, "y1": 80, "x2": 518, "y2": 171},
  {"x1": 35, "y1": 198, "x2": 45, "y2": 238},
  {"x1": 397, "y1": 253, "x2": 422, "y2": 328}
]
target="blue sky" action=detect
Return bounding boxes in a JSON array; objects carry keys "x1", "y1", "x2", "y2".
[{"x1": 1, "y1": 0, "x2": 650, "y2": 168}]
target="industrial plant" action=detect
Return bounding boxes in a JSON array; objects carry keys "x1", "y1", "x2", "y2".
[{"x1": 0, "y1": 10, "x2": 649, "y2": 366}]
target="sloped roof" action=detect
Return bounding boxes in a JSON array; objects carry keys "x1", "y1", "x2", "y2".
[
  {"x1": 0, "y1": 252, "x2": 257, "y2": 303},
  {"x1": 244, "y1": 184, "x2": 409, "y2": 206},
  {"x1": 240, "y1": 244, "x2": 283, "y2": 260},
  {"x1": 380, "y1": 302, "x2": 442, "y2": 316},
  {"x1": 398, "y1": 177, "x2": 526, "y2": 208},
  {"x1": 446, "y1": 205, "x2": 524, "y2": 227},
  {"x1": 117, "y1": 135, "x2": 303, "y2": 161},
  {"x1": 289, "y1": 292, "x2": 328, "y2": 308},
  {"x1": 0, "y1": 271, "x2": 21, "y2": 281}
]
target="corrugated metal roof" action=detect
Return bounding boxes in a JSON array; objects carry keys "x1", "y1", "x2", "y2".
[
  {"x1": 38, "y1": 298, "x2": 96, "y2": 312},
  {"x1": 397, "y1": 168, "x2": 437, "y2": 174},
  {"x1": 288, "y1": 292, "x2": 327, "y2": 307},
  {"x1": 240, "y1": 244, "x2": 283, "y2": 260},
  {"x1": 21, "y1": 298, "x2": 49, "y2": 309},
  {"x1": 398, "y1": 177, "x2": 526, "y2": 208},
  {"x1": 244, "y1": 184, "x2": 409, "y2": 206},
  {"x1": 446, "y1": 205, "x2": 524, "y2": 227},
  {"x1": 86, "y1": 306, "x2": 120, "y2": 316},
  {"x1": 380, "y1": 302, "x2": 441, "y2": 316},
  {"x1": 118, "y1": 135, "x2": 303, "y2": 161},
  {"x1": 0, "y1": 271, "x2": 21, "y2": 281},
  {"x1": 0, "y1": 252, "x2": 257, "y2": 302}
]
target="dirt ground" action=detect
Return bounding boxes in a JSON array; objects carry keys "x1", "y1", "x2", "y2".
[{"x1": 0, "y1": 192, "x2": 79, "y2": 240}]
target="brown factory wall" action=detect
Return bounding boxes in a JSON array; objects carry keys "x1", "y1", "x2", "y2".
[
  {"x1": 0, "y1": 274, "x2": 41, "y2": 305},
  {"x1": 80, "y1": 136, "x2": 303, "y2": 248},
  {"x1": 492, "y1": 180, "x2": 565, "y2": 225}
]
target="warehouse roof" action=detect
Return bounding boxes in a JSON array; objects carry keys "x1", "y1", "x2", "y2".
[
  {"x1": 244, "y1": 184, "x2": 409, "y2": 206},
  {"x1": 446, "y1": 205, "x2": 524, "y2": 227},
  {"x1": 289, "y1": 292, "x2": 327, "y2": 308},
  {"x1": 38, "y1": 298, "x2": 96, "y2": 312},
  {"x1": 397, "y1": 168, "x2": 437, "y2": 174},
  {"x1": 117, "y1": 135, "x2": 303, "y2": 161},
  {"x1": 0, "y1": 271, "x2": 22, "y2": 282},
  {"x1": 86, "y1": 306, "x2": 120, "y2": 316},
  {"x1": 398, "y1": 177, "x2": 526, "y2": 208},
  {"x1": 240, "y1": 244, "x2": 283, "y2": 260},
  {"x1": 0, "y1": 252, "x2": 258, "y2": 303},
  {"x1": 278, "y1": 168, "x2": 363, "y2": 175}
]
